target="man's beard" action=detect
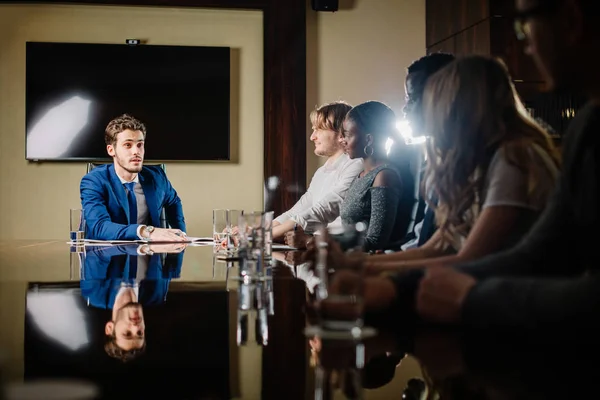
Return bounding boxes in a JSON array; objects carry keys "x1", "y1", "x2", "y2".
[
  {"x1": 116, "y1": 302, "x2": 142, "y2": 317},
  {"x1": 116, "y1": 155, "x2": 143, "y2": 173}
]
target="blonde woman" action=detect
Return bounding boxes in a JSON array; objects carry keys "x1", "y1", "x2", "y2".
[{"x1": 342, "y1": 55, "x2": 560, "y2": 274}]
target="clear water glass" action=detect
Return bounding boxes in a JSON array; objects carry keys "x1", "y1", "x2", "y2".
[
  {"x1": 228, "y1": 209, "x2": 244, "y2": 249},
  {"x1": 70, "y1": 209, "x2": 85, "y2": 242},
  {"x1": 262, "y1": 211, "x2": 274, "y2": 258},
  {"x1": 213, "y1": 209, "x2": 228, "y2": 250}
]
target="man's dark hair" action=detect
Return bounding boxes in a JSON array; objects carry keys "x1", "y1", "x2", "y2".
[
  {"x1": 407, "y1": 52, "x2": 455, "y2": 78},
  {"x1": 104, "y1": 331, "x2": 146, "y2": 363},
  {"x1": 105, "y1": 113, "x2": 147, "y2": 146}
]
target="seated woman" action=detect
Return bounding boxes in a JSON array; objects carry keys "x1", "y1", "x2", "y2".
[
  {"x1": 337, "y1": 56, "x2": 561, "y2": 273},
  {"x1": 334, "y1": 101, "x2": 415, "y2": 252}
]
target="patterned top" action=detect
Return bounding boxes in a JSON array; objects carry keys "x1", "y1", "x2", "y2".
[{"x1": 339, "y1": 164, "x2": 413, "y2": 251}]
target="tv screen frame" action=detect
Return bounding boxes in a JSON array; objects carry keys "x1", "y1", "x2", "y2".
[{"x1": 25, "y1": 41, "x2": 232, "y2": 163}]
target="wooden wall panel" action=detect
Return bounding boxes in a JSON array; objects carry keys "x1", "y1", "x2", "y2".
[
  {"x1": 454, "y1": 18, "x2": 491, "y2": 55},
  {"x1": 513, "y1": 82, "x2": 547, "y2": 103},
  {"x1": 427, "y1": 36, "x2": 455, "y2": 55},
  {"x1": 426, "y1": 0, "x2": 489, "y2": 47},
  {"x1": 427, "y1": 20, "x2": 490, "y2": 57},
  {"x1": 263, "y1": 1, "x2": 307, "y2": 216},
  {"x1": 427, "y1": 0, "x2": 577, "y2": 138},
  {"x1": 489, "y1": 0, "x2": 514, "y2": 16},
  {"x1": 490, "y1": 16, "x2": 543, "y2": 82}
]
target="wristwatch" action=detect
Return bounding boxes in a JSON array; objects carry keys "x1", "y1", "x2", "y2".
[{"x1": 146, "y1": 225, "x2": 155, "y2": 238}]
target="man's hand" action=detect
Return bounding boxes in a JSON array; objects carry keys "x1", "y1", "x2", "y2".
[
  {"x1": 148, "y1": 227, "x2": 187, "y2": 242},
  {"x1": 284, "y1": 225, "x2": 311, "y2": 249},
  {"x1": 140, "y1": 243, "x2": 188, "y2": 254},
  {"x1": 416, "y1": 266, "x2": 476, "y2": 323},
  {"x1": 271, "y1": 250, "x2": 303, "y2": 266}
]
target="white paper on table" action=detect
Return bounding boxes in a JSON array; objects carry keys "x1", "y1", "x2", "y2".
[
  {"x1": 74, "y1": 237, "x2": 214, "y2": 245},
  {"x1": 272, "y1": 244, "x2": 297, "y2": 251}
]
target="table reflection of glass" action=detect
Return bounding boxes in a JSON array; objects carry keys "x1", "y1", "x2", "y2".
[{"x1": 236, "y1": 279, "x2": 270, "y2": 347}]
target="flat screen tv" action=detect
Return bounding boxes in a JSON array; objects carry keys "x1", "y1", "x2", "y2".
[{"x1": 25, "y1": 42, "x2": 230, "y2": 161}]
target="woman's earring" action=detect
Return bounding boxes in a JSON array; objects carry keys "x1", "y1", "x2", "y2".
[{"x1": 363, "y1": 144, "x2": 374, "y2": 157}]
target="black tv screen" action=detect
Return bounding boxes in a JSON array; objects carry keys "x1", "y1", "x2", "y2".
[{"x1": 25, "y1": 42, "x2": 230, "y2": 161}]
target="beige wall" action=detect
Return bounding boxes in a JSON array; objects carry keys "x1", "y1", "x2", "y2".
[
  {"x1": 0, "y1": 4, "x2": 264, "y2": 240},
  {"x1": 306, "y1": 0, "x2": 426, "y2": 176}
]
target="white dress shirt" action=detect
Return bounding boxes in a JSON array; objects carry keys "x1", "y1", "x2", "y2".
[
  {"x1": 274, "y1": 153, "x2": 363, "y2": 233},
  {"x1": 117, "y1": 174, "x2": 150, "y2": 239}
]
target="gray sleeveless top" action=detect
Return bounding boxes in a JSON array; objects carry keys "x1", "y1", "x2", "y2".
[{"x1": 339, "y1": 164, "x2": 412, "y2": 251}]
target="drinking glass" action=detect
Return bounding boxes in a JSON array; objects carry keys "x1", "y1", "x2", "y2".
[
  {"x1": 69, "y1": 244, "x2": 86, "y2": 280},
  {"x1": 238, "y1": 212, "x2": 267, "y2": 279},
  {"x1": 212, "y1": 252, "x2": 231, "y2": 280},
  {"x1": 213, "y1": 209, "x2": 228, "y2": 250},
  {"x1": 262, "y1": 211, "x2": 274, "y2": 258},
  {"x1": 70, "y1": 209, "x2": 86, "y2": 243},
  {"x1": 228, "y1": 209, "x2": 244, "y2": 249}
]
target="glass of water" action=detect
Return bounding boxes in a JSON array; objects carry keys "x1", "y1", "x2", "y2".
[
  {"x1": 228, "y1": 209, "x2": 244, "y2": 249},
  {"x1": 213, "y1": 209, "x2": 228, "y2": 250},
  {"x1": 70, "y1": 209, "x2": 85, "y2": 243},
  {"x1": 238, "y1": 211, "x2": 267, "y2": 279},
  {"x1": 262, "y1": 211, "x2": 274, "y2": 258}
]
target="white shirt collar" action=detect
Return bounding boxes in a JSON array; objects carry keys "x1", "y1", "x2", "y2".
[
  {"x1": 117, "y1": 174, "x2": 140, "y2": 185},
  {"x1": 323, "y1": 152, "x2": 351, "y2": 171}
]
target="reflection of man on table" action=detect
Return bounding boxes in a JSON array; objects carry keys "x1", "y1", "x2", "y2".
[{"x1": 80, "y1": 244, "x2": 185, "y2": 361}]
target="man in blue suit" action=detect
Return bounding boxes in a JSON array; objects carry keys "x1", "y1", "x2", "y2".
[
  {"x1": 80, "y1": 244, "x2": 185, "y2": 309},
  {"x1": 79, "y1": 244, "x2": 185, "y2": 362},
  {"x1": 80, "y1": 114, "x2": 187, "y2": 241}
]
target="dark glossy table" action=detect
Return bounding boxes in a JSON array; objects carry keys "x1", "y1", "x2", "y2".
[
  {"x1": 0, "y1": 241, "x2": 422, "y2": 399},
  {"x1": 2, "y1": 241, "x2": 599, "y2": 400}
]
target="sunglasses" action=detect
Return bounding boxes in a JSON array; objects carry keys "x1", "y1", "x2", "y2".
[{"x1": 513, "y1": 2, "x2": 560, "y2": 40}]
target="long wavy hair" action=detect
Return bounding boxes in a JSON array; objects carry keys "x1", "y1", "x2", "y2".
[{"x1": 422, "y1": 55, "x2": 560, "y2": 250}]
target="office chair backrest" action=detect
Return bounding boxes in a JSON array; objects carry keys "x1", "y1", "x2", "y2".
[
  {"x1": 381, "y1": 143, "x2": 426, "y2": 251},
  {"x1": 86, "y1": 162, "x2": 166, "y2": 174},
  {"x1": 406, "y1": 145, "x2": 426, "y2": 234},
  {"x1": 85, "y1": 162, "x2": 168, "y2": 228},
  {"x1": 395, "y1": 143, "x2": 425, "y2": 237}
]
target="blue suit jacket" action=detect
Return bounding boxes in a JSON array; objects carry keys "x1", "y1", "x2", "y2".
[
  {"x1": 80, "y1": 164, "x2": 186, "y2": 240},
  {"x1": 80, "y1": 245, "x2": 184, "y2": 309}
]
